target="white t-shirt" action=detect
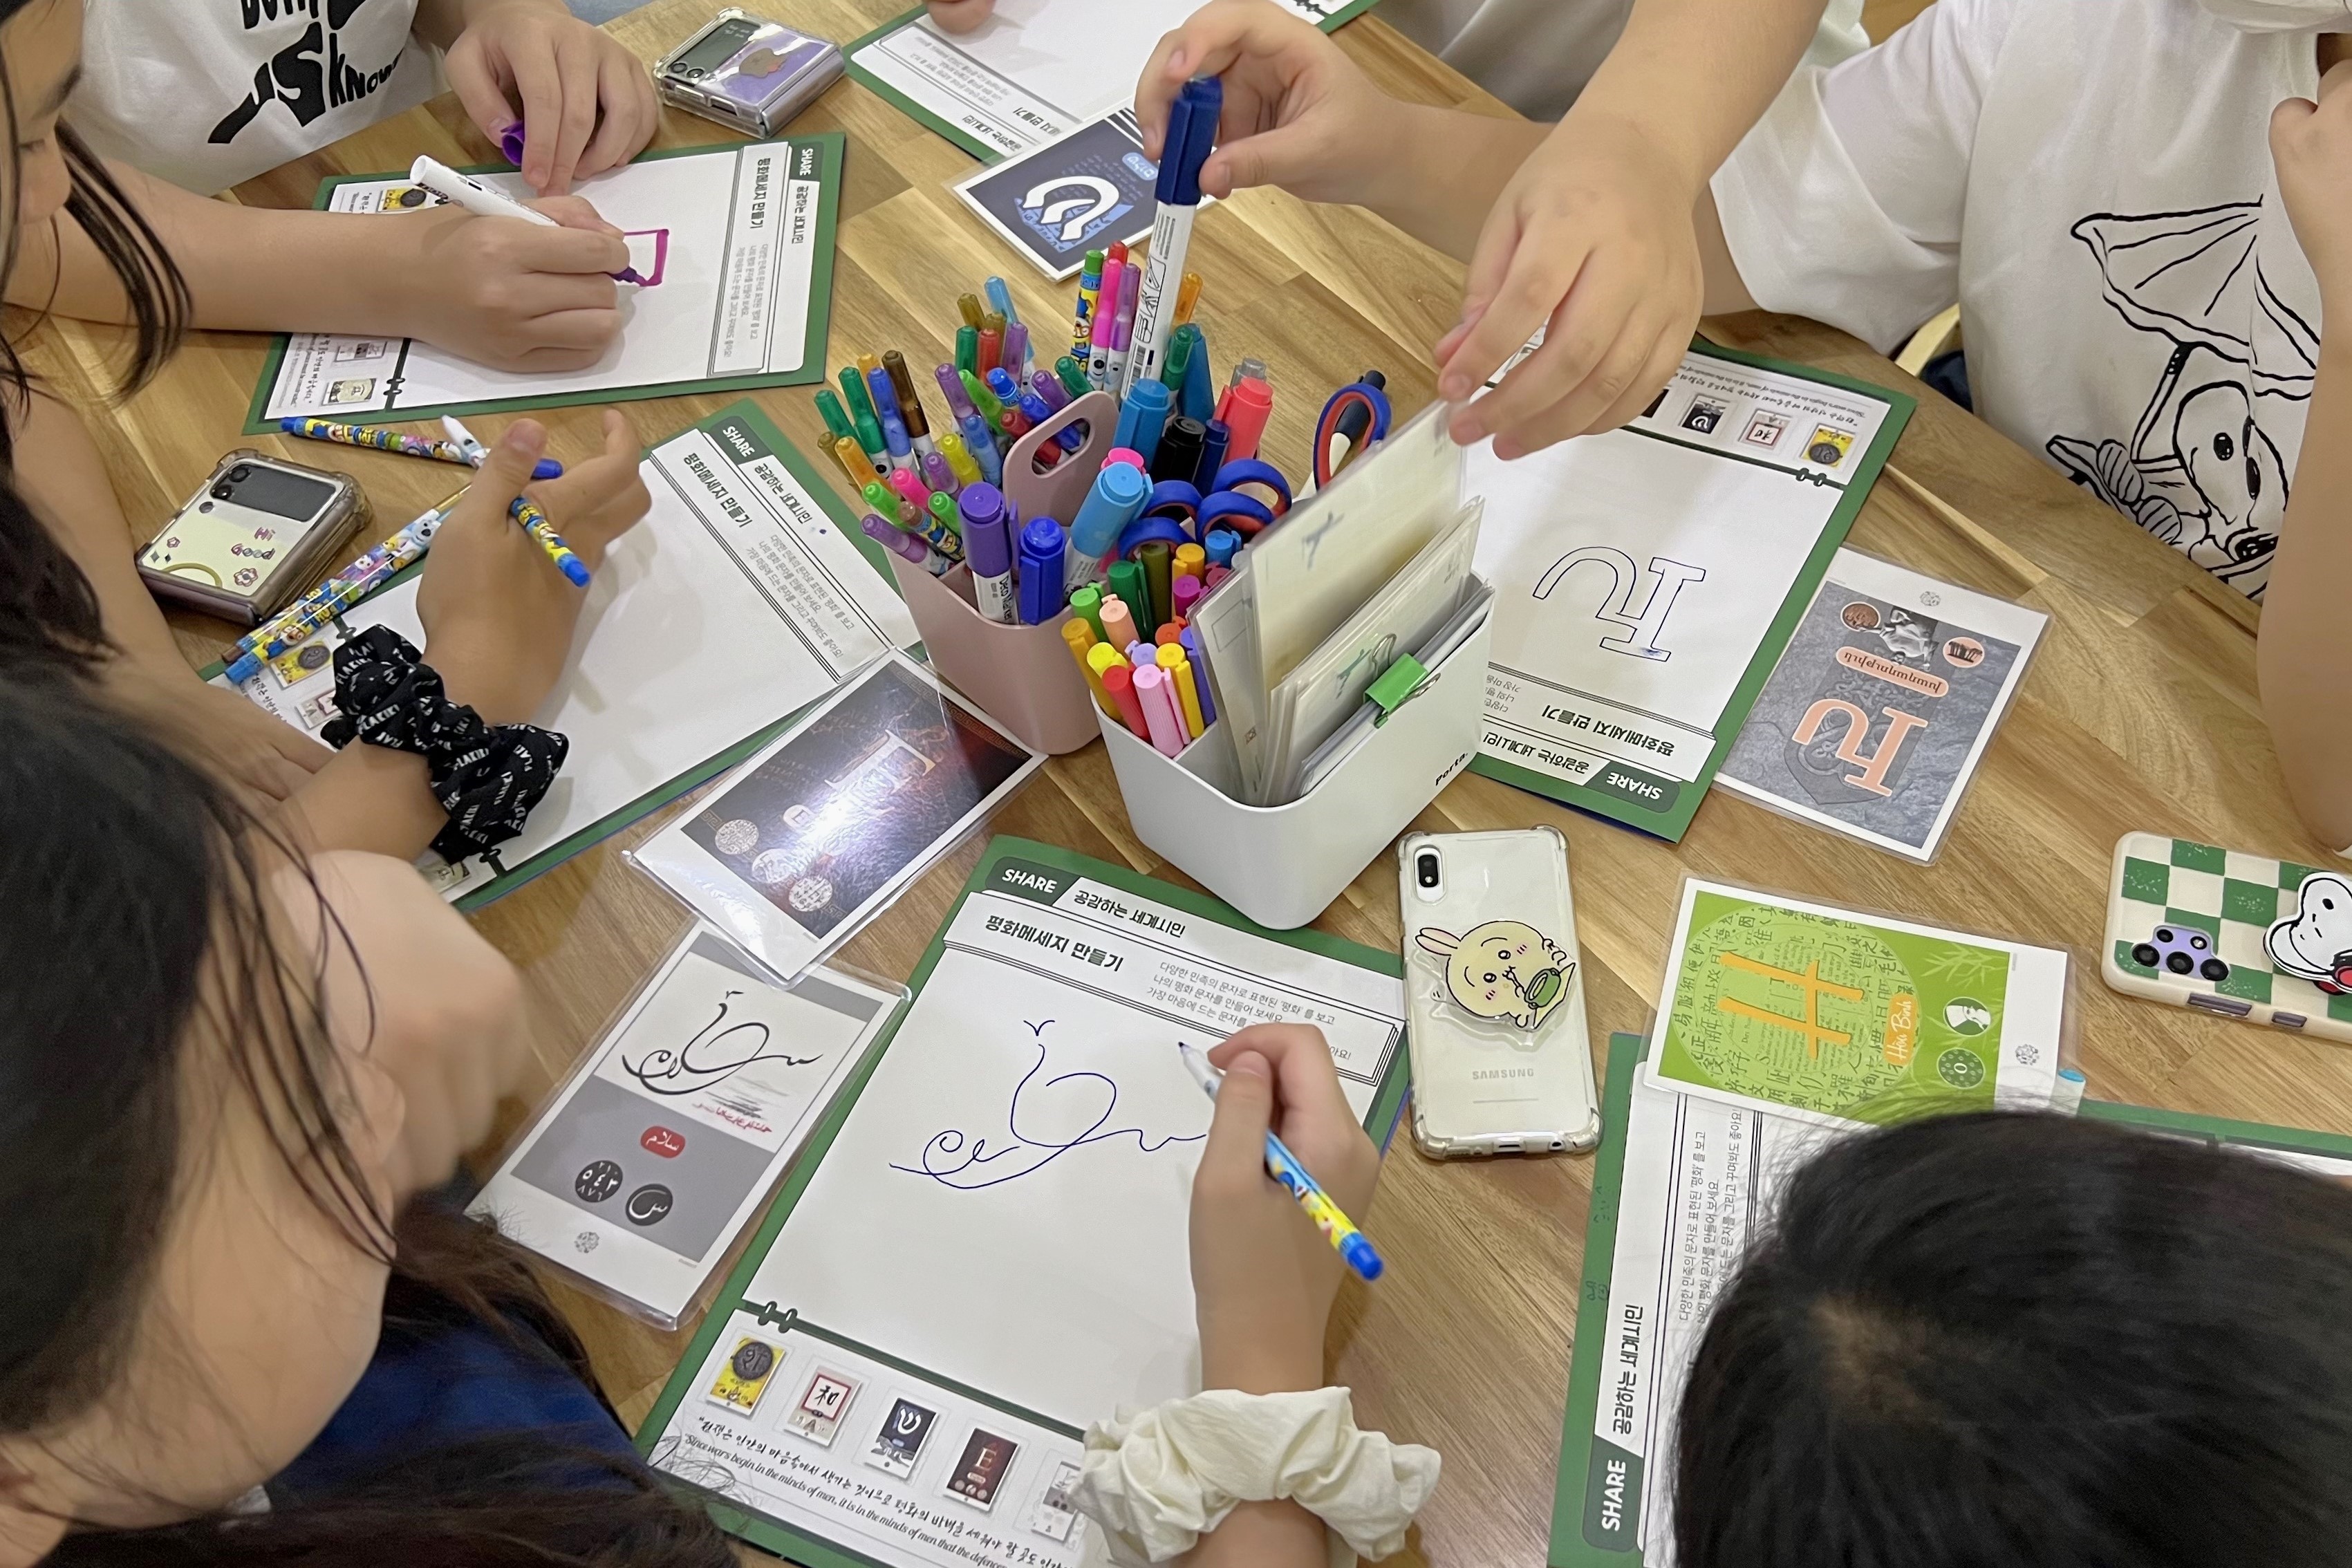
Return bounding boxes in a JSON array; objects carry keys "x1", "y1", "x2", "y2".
[
  {"x1": 72, "y1": 0, "x2": 441, "y2": 193},
  {"x1": 1711, "y1": 0, "x2": 2333, "y2": 599},
  {"x1": 1381, "y1": 0, "x2": 1870, "y2": 122}
]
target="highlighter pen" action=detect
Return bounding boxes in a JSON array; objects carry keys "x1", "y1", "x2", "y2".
[
  {"x1": 856, "y1": 351, "x2": 883, "y2": 381},
  {"x1": 839, "y1": 368, "x2": 887, "y2": 463},
  {"x1": 955, "y1": 324, "x2": 979, "y2": 377},
  {"x1": 1088, "y1": 251, "x2": 1125, "y2": 391},
  {"x1": 864, "y1": 476, "x2": 917, "y2": 528},
  {"x1": 1105, "y1": 264, "x2": 1141, "y2": 395},
  {"x1": 1020, "y1": 391, "x2": 1079, "y2": 454},
  {"x1": 1180, "y1": 1041, "x2": 1382, "y2": 1281},
  {"x1": 886, "y1": 467, "x2": 932, "y2": 521},
  {"x1": 884, "y1": 351, "x2": 939, "y2": 463},
  {"x1": 979, "y1": 312, "x2": 1005, "y2": 376},
  {"x1": 814, "y1": 388, "x2": 859, "y2": 450},
  {"x1": 1067, "y1": 620, "x2": 1117, "y2": 716},
  {"x1": 1069, "y1": 584, "x2": 1109, "y2": 644},
  {"x1": 958, "y1": 292, "x2": 986, "y2": 331},
  {"x1": 1072, "y1": 249, "x2": 1105, "y2": 354},
  {"x1": 1179, "y1": 627, "x2": 1217, "y2": 725},
  {"x1": 1137, "y1": 539, "x2": 1175, "y2": 629},
  {"x1": 938, "y1": 429, "x2": 985, "y2": 490},
  {"x1": 876, "y1": 400, "x2": 916, "y2": 474},
  {"x1": 1159, "y1": 322, "x2": 1195, "y2": 393},
  {"x1": 1128, "y1": 76, "x2": 1220, "y2": 395},
  {"x1": 922, "y1": 492, "x2": 969, "y2": 560},
  {"x1": 1132, "y1": 664, "x2": 1185, "y2": 756},
  {"x1": 921, "y1": 449, "x2": 959, "y2": 498},
  {"x1": 959, "y1": 483, "x2": 1018, "y2": 624},
  {"x1": 832, "y1": 434, "x2": 879, "y2": 489},
  {"x1": 1102, "y1": 663, "x2": 1150, "y2": 738},
  {"x1": 1056, "y1": 355, "x2": 1092, "y2": 401},
  {"x1": 986, "y1": 275, "x2": 1022, "y2": 331},
  {"x1": 1173, "y1": 270, "x2": 1204, "y2": 327},
  {"x1": 864, "y1": 511, "x2": 949, "y2": 575},
  {"x1": 937, "y1": 365, "x2": 1004, "y2": 482},
  {"x1": 1002, "y1": 319, "x2": 1031, "y2": 384},
  {"x1": 962, "y1": 368, "x2": 1008, "y2": 437}
]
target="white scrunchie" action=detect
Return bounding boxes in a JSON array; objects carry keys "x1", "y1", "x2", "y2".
[{"x1": 1072, "y1": 1387, "x2": 1440, "y2": 1567}]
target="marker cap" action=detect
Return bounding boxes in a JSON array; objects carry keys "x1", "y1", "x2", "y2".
[
  {"x1": 958, "y1": 483, "x2": 1014, "y2": 577},
  {"x1": 1151, "y1": 416, "x2": 1206, "y2": 485},
  {"x1": 1103, "y1": 662, "x2": 1150, "y2": 738},
  {"x1": 1105, "y1": 447, "x2": 1148, "y2": 474},
  {"x1": 1157, "y1": 77, "x2": 1223, "y2": 205},
  {"x1": 1114, "y1": 380, "x2": 1173, "y2": 465},
  {"x1": 1223, "y1": 377, "x2": 1273, "y2": 463},
  {"x1": 1070, "y1": 461, "x2": 1150, "y2": 559}
]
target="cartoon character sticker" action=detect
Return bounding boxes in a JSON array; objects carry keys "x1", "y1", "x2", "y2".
[
  {"x1": 1415, "y1": 921, "x2": 1575, "y2": 1030},
  {"x1": 2266, "y1": 870, "x2": 2352, "y2": 994}
]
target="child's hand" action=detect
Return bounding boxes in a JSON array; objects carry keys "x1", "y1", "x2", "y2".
[
  {"x1": 112, "y1": 670, "x2": 329, "y2": 808},
  {"x1": 391, "y1": 197, "x2": 630, "y2": 372},
  {"x1": 1136, "y1": 1, "x2": 1400, "y2": 209},
  {"x1": 1190, "y1": 1025, "x2": 1381, "y2": 1395},
  {"x1": 416, "y1": 412, "x2": 649, "y2": 727},
  {"x1": 1436, "y1": 112, "x2": 1706, "y2": 457},
  {"x1": 926, "y1": 0, "x2": 996, "y2": 34},
  {"x1": 2273, "y1": 59, "x2": 2352, "y2": 312},
  {"x1": 446, "y1": 0, "x2": 662, "y2": 195}
]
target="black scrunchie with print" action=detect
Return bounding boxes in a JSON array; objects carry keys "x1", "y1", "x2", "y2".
[{"x1": 319, "y1": 625, "x2": 569, "y2": 865}]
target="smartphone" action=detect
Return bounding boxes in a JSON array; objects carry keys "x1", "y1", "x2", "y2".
[
  {"x1": 1398, "y1": 828, "x2": 1600, "y2": 1157},
  {"x1": 138, "y1": 449, "x2": 366, "y2": 625},
  {"x1": 655, "y1": 10, "x2": 842, "y2": 138},
  {"x1": 2102, "y1": 830, "x2": 2352, "y2": 1041}
]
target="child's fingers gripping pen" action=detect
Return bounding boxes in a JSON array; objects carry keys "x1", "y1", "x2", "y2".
[
  {"x1": 510, "y1": 496, "x2": 591, "y2": 586},
  {"x1": 1264, "y1": 1137, "x2": 1383, "y2": 1282}
]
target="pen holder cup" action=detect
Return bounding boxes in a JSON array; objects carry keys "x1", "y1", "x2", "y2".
[
  {"x1": 890, "y1": 554, "x2": 1100, "y2": 754},
  {"x1": 1002, "y1": 391, "x2": 1119, "y2": 525},
  {"x1": 1095, "y1": 604, "x2": 1495, "y2": 929}
]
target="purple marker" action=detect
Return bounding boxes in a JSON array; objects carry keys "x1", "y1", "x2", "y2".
[
  {"x1": 862, "y1": 512, "x2": 948, "y2": 575},
  {"x1": 1002, "y1": 321, "x2": 1031, "y2": 384},
  {"x1": 959, "y1": 483, "x2": 1018, "y2": 624},
  {"x1": 498, "y1": 121, "x2": 528, "y2": 167},
  {"x1": 1181, "y1": 626, "x2": 1217, "y2": 725},
  {"x1": 922, "y1": 449, "x2": 960, "y2": 496}
]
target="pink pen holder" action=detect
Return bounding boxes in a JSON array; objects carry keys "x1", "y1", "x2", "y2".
[
  {"x1": 1000, "y1": 391, "x2": 1119, "y2": 525},
  {"x1": 889, "y1": 553, "x2": 1100, "y2": 754}
]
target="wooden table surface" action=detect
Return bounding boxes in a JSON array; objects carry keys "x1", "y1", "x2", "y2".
[{"x1": 26, "y1": 3, "x2": 2352, "y2": 1565}]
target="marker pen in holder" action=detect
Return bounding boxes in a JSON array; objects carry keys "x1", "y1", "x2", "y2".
[{"x1": 959, "y1": 483, "x2": 1018, "y2": 625}]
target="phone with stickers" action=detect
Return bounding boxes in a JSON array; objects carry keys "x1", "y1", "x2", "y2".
[
  {"x1": 1398, "y1": 828, "x2": 1600, "y2": 1157},
  {"x1": 2102, "y1": 832, "x2": 2352, "y2": 1043}
]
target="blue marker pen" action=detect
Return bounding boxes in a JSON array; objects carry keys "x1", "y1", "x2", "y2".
[
  {"x1": 1067, "y1": 460, "x2": 1149, "y2": 591},
  {"x1": 1016, "y1": 516, "x2": 1067, "y2": 624},
  {"x1": 1204, "y1": 528, "x2": 1241, "y2": 570},
  {"x1": 1179, "y1": 627, "x2": 1217, "y2": 725},
  {"x1": 1114, "y1": 379, "x2": 1172, "y2": 467},
  {"x1": 1194, "y1": 418, "x2": 1231, "y2": 494},
  {"x1": 868, "y1": 366, "x2": 916, "y2": 473}
]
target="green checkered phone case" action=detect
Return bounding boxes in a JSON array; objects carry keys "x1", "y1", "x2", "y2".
[{"x1": 2103, "y1": 832, "x2": 2352, "y2": 1042}]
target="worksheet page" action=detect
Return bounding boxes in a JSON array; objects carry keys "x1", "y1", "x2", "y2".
[{"x1": 254, "y1": 138, "x2": 839, "y2": 426}]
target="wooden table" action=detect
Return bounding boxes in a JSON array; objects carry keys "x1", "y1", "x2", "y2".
[{"x1": 26, "y1": 4, "x2": 2352, "y2": 1564}]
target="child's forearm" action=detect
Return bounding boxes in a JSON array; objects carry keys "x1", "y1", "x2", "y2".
[
  {"x1": 1184, "y1": 1499, "x2": 1325, "y2": 1568},
  {"x1": 2259, "y1": 336, "x2": 2352, "y2": 848},
  {"x1": 1371, "y1": 103, "x2": 1551, "y2": 261},
  {"x1": 1572, "y1": 0, "x2": 1830, "y2": 188},
  {"x1": 9, "y1": 160, "x2": 437, "y2": 337},
  {"x1": 8, "y1": 389, "x2": 184, "y2": 673}
]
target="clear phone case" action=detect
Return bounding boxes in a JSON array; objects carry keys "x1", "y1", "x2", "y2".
[{"x1": 1399, "y1": 827, "x2": 1600, "y2": 1157}]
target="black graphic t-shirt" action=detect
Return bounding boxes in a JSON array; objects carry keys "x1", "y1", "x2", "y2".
[{"x1": 74, "y1": 0, "x2": 438, "y2": 193}]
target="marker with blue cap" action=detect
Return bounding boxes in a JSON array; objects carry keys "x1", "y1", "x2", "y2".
[
  {"x1": 1126, "y1": 76, "x2": 1222, "y2": 397},
  {"x1": 1068, "y1": 460, "x2": 1150, "y2": 588},
  {"x1": 1114, "y1": 379, "x2": 1173, "y2": 466},
  {"x1": 1016, "y1": 517, "x2": 1067, "y2": 624}
]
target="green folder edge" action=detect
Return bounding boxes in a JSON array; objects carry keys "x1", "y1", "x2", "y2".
[
  {"x1": 843, "y1": 1, "x2": 1386, "y2": 165},
  {"x1": 633, "y1": 834, "x2": 1414, "y2": 1568},
  {"x1": 201, "y1": 398, "x2": 907, "y2": 912},
  {"x1": 1548, "y1": 1033, "x2": 2352, "y2": 1566},
  {"x1": 241, "y1": 132, "x2": 848, "y2": 434},
  {"x1": 1470, "y1": 339, "x2": 1917, "y2": 844}
]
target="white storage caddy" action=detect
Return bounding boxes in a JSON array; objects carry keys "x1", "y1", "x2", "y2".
[{"x1": 1097, "y1": 581, "x2": 1495, "y2": 929}]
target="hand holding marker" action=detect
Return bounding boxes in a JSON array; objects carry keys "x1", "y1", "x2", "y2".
[
  {"x1": 1181, "y1": 1040, "x2": 1383, "y2": 1282},
  {"x1": 407, "y1": 156, "x2": 650, "y2": 284},
  {"x1": 1125, "y1": 76, "x2": 1222, "y2": 397}
]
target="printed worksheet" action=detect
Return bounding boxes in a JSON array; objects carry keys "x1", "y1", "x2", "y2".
[
  {"x1": 1643, "y1": 880, "x2": 2066, "y2": 1130},
  {"x1": 1549, "y1": 1036, "x2": 2352, "y2": 1568},
  {"x1": 1467, "y1": 344, "x2": 1912, "y2": 840},
  {"x1": 1714, "y1": 552, "x2": 2046, "y2": 862},
  {"x1": 640, "y1": 839, "x2": 1409, "y2": 1568},
  {"x1": 248, "y1": 137, "x2": 841, "y2": 428},
  {"x1": 847, "y1": 0, "x2": 1375, "y2": 161},
  {"x1": 230, "y1": 402, "x2": 916, "y2": 906},
  {"x1": 470, "y1": 923, "x2": 904, "y2": 1327}
]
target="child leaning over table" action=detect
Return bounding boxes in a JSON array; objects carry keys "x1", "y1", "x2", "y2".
[{"x1": 1141, "y1": 0, "x2": 2352, "y2": 851}]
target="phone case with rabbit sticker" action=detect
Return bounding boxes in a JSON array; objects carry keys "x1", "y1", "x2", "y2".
[{"x1": 1399, "y1": 828, "x2": 1600, "y2": 1157}]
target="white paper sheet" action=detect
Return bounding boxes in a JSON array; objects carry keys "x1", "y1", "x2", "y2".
[{"x1": 233, "y1": 415, "x2": 917, "y2": 901}]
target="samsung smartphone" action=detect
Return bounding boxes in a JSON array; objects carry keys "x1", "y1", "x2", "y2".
[{"x1": 1399, "y1": 828, "x2": 1600, "y2": 1157}]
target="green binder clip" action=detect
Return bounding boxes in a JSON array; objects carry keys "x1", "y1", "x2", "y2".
[{"x1": 1367, "y1": 653, "x2": 1430, "y2": 729}]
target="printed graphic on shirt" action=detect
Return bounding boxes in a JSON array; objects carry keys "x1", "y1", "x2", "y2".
[
  {"x1": 2046, "y1": 203, "x2": 2319, "y2": 598},
  {"x1": 209, "y1": 0, "x2": 413, "y2": 153}
]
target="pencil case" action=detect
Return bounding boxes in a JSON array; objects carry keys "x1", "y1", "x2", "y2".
[
  {"x1": 1096, "y1": 588, "x2": 1495, "y2": 928},
  {"x1": 888, "y1": 553, "x2": 1099, "y2": 754}
]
